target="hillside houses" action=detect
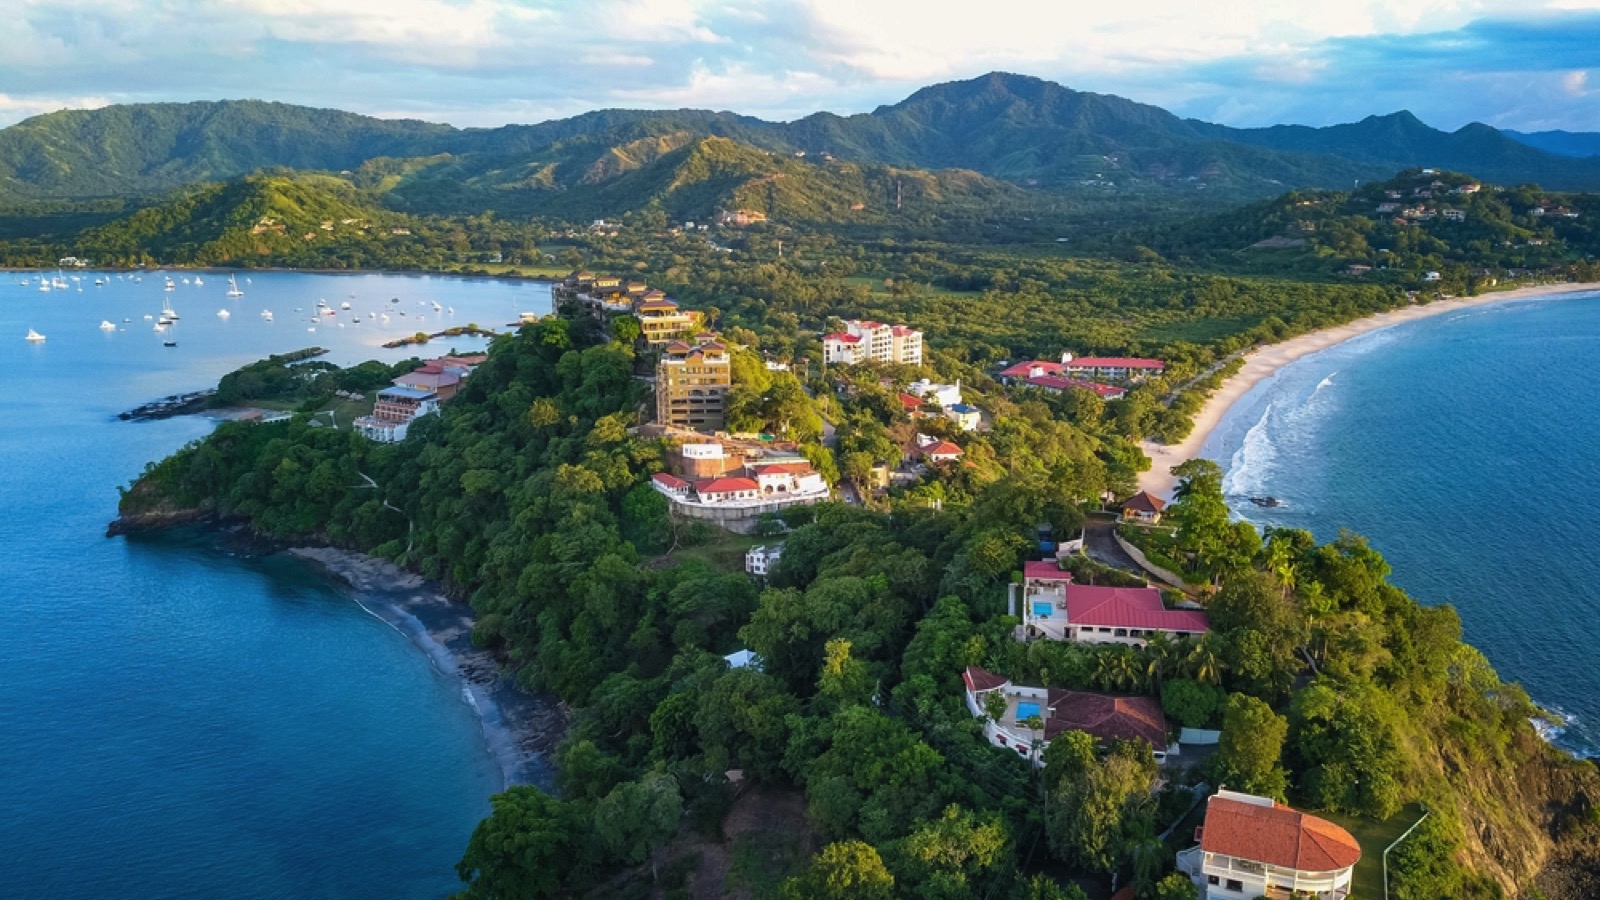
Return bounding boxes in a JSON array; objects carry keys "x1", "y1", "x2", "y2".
[
  {"x1": 1177, "y1": 790, "x2": 1361, "y2": 900},
  {"x1": 651, "y1": 455, "x2": 828, "y2": 511}
]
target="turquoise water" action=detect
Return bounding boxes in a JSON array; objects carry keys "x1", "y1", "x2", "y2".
[
  {"x1": 0, "y1": 271, "x2": 552, "y2": 898},
  {"x1": 1202, "y1": 291, "x2": 1600, "y2": 756}
]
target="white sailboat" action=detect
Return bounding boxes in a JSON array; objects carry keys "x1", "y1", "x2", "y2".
[
  {"x1": 217, "y1": 308, "x2": 231, "y2": 319},
  {"x1": 261, "y1": 310, "x2": 274, "y2": 321},
  {"x1": 226, "y1": 275, "x2": 244, "y2": 297},
  {"x1": 161, "y1": 296, "x2": 180, "y2": 321},
  {"x1": 25, "y1": 329, "x2": 45, "y2": 342},
  {"x1": 194, "y1": 276, "x2": 204, "y2": 286},
  {"x1": 99, "y1": 320, "x2": 116, "y2": 331},
  {"x1": 164, "y1": 277, "x2": 175, "y2": 292}
]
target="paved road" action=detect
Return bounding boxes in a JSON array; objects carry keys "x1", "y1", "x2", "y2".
[{"x1": 1082, "y1": 514, "x2": 1144, "y2": 574}]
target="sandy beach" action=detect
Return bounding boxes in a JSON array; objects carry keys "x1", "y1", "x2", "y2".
[{"x1": 1138, "y1": 282, "x2": 1600, "y2": 499}]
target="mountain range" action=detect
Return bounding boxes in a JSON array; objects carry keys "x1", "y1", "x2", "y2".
[{"x1": 3, "y1": 72, "x2": 1600, "y2": 223}]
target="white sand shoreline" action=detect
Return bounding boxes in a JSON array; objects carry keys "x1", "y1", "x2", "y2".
[{"x1": 1137, "y1": 282, "x2": 1600, "y2": 499}]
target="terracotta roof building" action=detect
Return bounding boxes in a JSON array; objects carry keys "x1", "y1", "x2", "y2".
[
  {"x1": 1120, "y1": 490, "x2": 1168, "y2": 523},
  {"x1": 962, "y1": 666, "x2": 1171, "y2": 765},
  {"x1": 1178, "y1": 789, "x2": 1361, "y2": 899},
  {"x1": 823, "y1": 319, "x2": 923, "y2": 366}
]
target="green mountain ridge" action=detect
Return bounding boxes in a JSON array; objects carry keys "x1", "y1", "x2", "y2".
[{"x1": 7, "y1": 73, "x2": 1600, "y2": 211}]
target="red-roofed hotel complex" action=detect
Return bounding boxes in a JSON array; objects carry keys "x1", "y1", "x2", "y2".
[
  {"x1": 962, "y1": 666, "x2": 1171, "y2": 765},
  {"x1": 823, "y1": 319, "x2": 923, "y2": 366},
  {"x1": 1177, "y1": 789, "x2": 1361, "y2": 899}
]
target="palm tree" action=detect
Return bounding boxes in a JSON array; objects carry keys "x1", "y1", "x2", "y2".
[
  {"x1": 1182, "y1": 635, "x2": 1225, "y2": 686},
  {"x1": 1143, "y1": 632, "x2": 1178, "y2": 691}
]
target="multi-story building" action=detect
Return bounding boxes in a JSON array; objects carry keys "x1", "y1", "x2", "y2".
[
  {"x1": 745, "y1": 544, "x2": 783, "y2": 577},
  {"x1": 823, "y1": 319, "x2": 924, "y2": 366},
  {"x1": 656, "y1": 338, "x2": 731, "y2": 431},
  {"x1": 637, "y1": 297, "x2": 697, "y2": 346},
  {"x1": 1177, "y1": 789, "x2": 1361, "y2": 900},
  {"x1": 353, "y1": 387, "x2": 439, "y2": 442}
]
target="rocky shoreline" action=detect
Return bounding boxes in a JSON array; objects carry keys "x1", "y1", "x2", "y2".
[
  {"x1": 118, "y1": 389, "x2": 215, "y2": 421},
  {"x1": 287, "y1": 546, "x2": 565, "y2": 792}
]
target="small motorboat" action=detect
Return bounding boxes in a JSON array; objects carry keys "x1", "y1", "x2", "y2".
[{"x1": 25, "y1": 328, "x2": 45, "y2": 342}]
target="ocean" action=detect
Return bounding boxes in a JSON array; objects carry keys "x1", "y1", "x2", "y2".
[
  {"x1": 1201, "y1": 290, "x2": 1600, "y2": 756},
  {"x1": 0, "y1": 271, "x2": 552, "y2": 899}
]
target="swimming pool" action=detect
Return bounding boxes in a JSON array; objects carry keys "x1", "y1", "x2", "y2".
[{"x1": 1015, "y1": 701, "x2": 1041, "y2": 720}]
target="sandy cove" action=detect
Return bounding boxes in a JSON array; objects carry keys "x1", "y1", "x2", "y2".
[
  {"x1": 1138, "y1": 282, "x2": 1600, "y2": 499},
  {"x1": 288, "y1": 546, "x2": 565, "y2": 791}
]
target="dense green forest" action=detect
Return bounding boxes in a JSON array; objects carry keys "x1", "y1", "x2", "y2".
[{"x1": 119, "y1": 303, "x2": 1600, "y2": 898}]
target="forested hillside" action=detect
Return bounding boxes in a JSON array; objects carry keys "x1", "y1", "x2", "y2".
[{"x1": 115, "y1": 285, "x2": 1600, "y2": 898}]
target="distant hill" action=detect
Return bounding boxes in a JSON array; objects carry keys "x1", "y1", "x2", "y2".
[
  {"x1": 1505, "y1": 129, "x2": 1600, "y2": 159},
  {"x1": 1142, "y1": 168, "x2": 1600, "y2": 289},
  {"x1": 75, "y1": 173, "x2": 407, "y2": 265},
  {"x1": 0, "y1": 100, "x2": 452, "y2": 200},
  {"x1": 4, "y1": 75, "x2": 1600, "y2": 214}
]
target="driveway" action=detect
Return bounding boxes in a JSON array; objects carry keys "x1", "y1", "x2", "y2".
[{"x1": 1083, "y1": 513, "x2": 1144, "y2": 575}]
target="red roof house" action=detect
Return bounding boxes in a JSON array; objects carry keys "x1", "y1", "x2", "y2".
[{"x1": 1064, "y1": 585, "x2": 1209, "y2": 635}]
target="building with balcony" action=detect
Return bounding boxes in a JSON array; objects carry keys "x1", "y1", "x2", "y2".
[
  {"x1": 1177, "y1": 789, "x2": 1361, "y2": 900},
  {"x1": 962, "y1": 666, "x2": 1170, "y2": 765},
  {"x1": 656, "y1": 338, "x2": 731, "y2": 431},
  {"x1": 353, "y1": 386, "x2": 440, "y2": 442},
  {"x1": 997, "y1": 359, "x2": 1130, "y2": 399},
  {"x1": 823, "y1": 319, "x2": 923, "y2": 366},
  {"x1": 637, "y1": 296, "x2": 697, "y2": 346},
  {"x1": 745, "y1": 544, "x2": 783, "y2": 577}
]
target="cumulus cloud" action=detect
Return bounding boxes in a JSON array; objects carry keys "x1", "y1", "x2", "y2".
[{"x1": 1, "y1": 0, "x2": 1599, "y2": 131}]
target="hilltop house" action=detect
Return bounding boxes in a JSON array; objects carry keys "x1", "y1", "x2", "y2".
[
  {"x1": 1120, "y1": 490, "x2": 1167, "y2": 524},
  {"x1": 652, "y1": 457, "x2": 828, "y2": 510},
  {"x1": 963, "y1": 667, "x2": 1171, "y2": 765},
  {"x1": 354, "y1": 356, "x2": 484, "y2": 443},
  {"x1": 1017, "y1": 565, "x2": 1207, "y2": 646},
  {"x1": 656, "y1": 337, "x2": 731, "y2": 431},
  {"x1": 1177, "y1": 789, "x2": 1361, "y2": 900}
]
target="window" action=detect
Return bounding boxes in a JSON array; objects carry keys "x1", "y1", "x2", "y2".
[
  {"x1": 1225, "y1": 879, "x2": 1242, "y2": 892},
  {"x1": 1207, "y1": 875, "x2": 1219, "y2": 886}
]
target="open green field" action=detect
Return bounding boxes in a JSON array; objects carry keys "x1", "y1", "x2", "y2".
[{"x1": 1322, "y1": 803, "x2": 1428, "y2": 900}]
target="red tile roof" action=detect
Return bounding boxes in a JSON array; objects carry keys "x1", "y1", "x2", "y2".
[
  {"x1": 1024, "y1": 561, "x2": 1073, "y2": 582},
  {"x1": 695, "y1": 477, "x2": 759, "y2": 495},
  {"x1": 1121, "y1": 490, "x2": 1167, "y2": 514},
  {"x1": 1026, "y1": 375, "x2": 1127, "y2": 398},
  {"x1": 1067, "y1": 357, "x2": 1166, "y2": 370},
  {"x1": 1044, "y1": 690, "x2": 1168, "y2": 746},
  {"x1": 1199, "y1": 795, "x2": 1362, "y2": 873},
  {"x1": 962, "y1": 666, "x2": 1009, "y2": 693},
  {"x1": 824, "y1": 332, "x2": 860, "y2": 343},
  {"x1": 652, "y1": 472, "x2": 689, "y2": 489},
  {"x1": 899, "y1": 392, "x2": 926, "y2": 411},
  {"x1": 1064, "y1": 585, "x2": 1209, "y2": 633},
  {"x1": 999, "y1": 359, "x2": 1064, "y2": 378},
  {"x1": 923, "y1": 441, "x2": 963, "y2": 458}
]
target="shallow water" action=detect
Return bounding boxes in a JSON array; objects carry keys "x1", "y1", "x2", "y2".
[
  {"x1": 0, "y1": 270, "x2": 552, "y2": 898},
  {"x1": 1201, "y1": 292, "x2": 1600, "y2": 755}
]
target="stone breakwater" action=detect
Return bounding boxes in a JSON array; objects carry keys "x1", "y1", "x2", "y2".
[{"x1": 288, "y1": 546, "x2": 565, "y2": 791}]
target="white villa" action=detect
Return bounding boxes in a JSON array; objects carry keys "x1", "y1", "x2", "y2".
[
  {"x1": 745, "y1": 544, "x2": 783, "y2": 577},
  {"x1": 962, "y1": 667, "x2": 1171, "y2": 766},
  {"x1": 1177, "y1": 789, "x2": 1362, "y2": 900},
  {"x1": 1017, "y1": 562, "x2": 1208, "y2": 646}
]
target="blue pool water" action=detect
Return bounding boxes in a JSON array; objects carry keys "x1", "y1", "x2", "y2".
[
  {"x1": 1016, "y1": 701, "x2": 1042, "y2": 720},
  {"x1": 1201, "y1": 291, "x2": 1600, "y2": 756},
  {"x1": 0, "y1": 271, "x2": 552, "y2": 898}
]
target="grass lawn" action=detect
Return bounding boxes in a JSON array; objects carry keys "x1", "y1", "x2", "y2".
[
  {"x1": 1320, "y1": 803, "x2": 1428, "y2": 900},
  {"x1": 664, "y1": 527, "x2": 768, "y2": 571}
]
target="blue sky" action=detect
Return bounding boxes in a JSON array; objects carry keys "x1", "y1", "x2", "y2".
[{"x1": 5, "y1": 0, "x2": 1600, "y2": 133}]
